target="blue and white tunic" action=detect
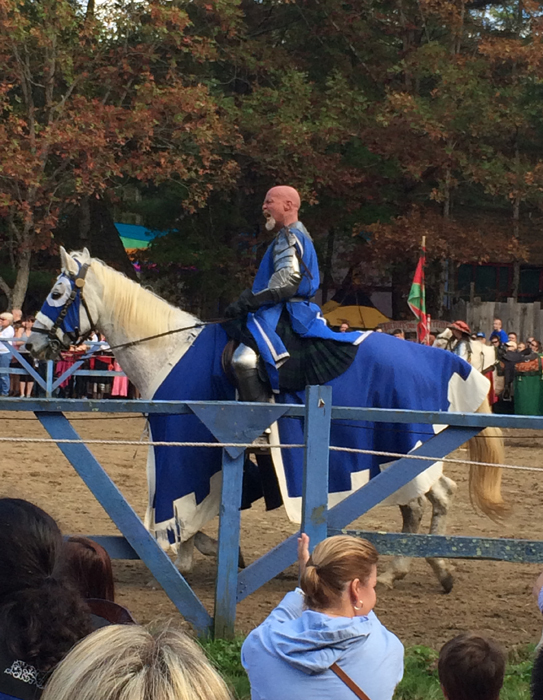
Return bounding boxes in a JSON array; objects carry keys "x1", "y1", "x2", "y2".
[{"x1": 245, "y1": 222, "x2": 364, "y2": 392}]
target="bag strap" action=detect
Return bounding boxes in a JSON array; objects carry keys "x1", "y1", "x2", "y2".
[{"x1": 330, "y1": 663, "x2": 372, "y2": 700}]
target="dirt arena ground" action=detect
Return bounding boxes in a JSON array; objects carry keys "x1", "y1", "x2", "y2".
[{"x1": 1, "y1": 409, "x2": 543, "y2": 651}]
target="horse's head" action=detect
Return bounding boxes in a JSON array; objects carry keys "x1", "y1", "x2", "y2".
[{"x1": 27, "y1": 247, "x2": 100, "y2": 360}]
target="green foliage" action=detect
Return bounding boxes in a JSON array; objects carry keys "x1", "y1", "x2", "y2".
[
  {"x1": 200, "y1": 640, "x2": 536, "y2": 700},
  {"x1": 200, "y1": 637, "x2": 251, "y2": 700}
]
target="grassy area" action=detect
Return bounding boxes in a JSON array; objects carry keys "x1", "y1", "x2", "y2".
[{"x1": 201, "y1": 639, "x2": 535, "y2": 700}]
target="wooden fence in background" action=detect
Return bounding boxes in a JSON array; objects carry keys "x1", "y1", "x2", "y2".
[{"x1": 453, "y1": 298, "x2": 543, "y2": 341}]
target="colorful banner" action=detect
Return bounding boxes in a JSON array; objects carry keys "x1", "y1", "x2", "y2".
[{"x1": 407, "y1": 242, "x2": 429, "y2": 344}]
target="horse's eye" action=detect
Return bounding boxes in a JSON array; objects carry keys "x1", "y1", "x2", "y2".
[{"x1": 51, "y1": 291, "x2": 62, "y2": 300}]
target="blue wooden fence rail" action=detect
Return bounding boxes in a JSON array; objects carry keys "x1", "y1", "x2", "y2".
[
  {"x1": 0, "y1": 392, "x2": 541, "y2": 637},
  {"x1": 0, "y1": 342, "x2": 125, "y2": 396}
]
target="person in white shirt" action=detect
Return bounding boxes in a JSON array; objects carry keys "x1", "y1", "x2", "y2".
[{"x1": 0, "y1": 312, "x2": 14, "y2": 396}]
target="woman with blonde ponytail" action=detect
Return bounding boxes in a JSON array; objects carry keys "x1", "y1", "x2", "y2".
[{"x1": 242, "y1": 534, "x2": 404, "y2": 700}]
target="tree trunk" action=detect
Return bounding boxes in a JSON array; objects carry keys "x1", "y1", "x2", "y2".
[
  {"x1": 321, "y1": 227, "x2": 335, "y2": 305},
  {"x1": 11, "y1": 248, "x2": 32, "y2": 310}
]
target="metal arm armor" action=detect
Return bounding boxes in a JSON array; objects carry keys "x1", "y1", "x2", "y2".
[{"x1": 252, "y1": 230, "x2": 302, "y2": 306}]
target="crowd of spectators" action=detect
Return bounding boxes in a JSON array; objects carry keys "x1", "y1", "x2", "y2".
[
  {"x1": 0, "y1": 310, "x2": 135, "y2": 399},
  {"x1": 389, "y1": 316, "x2": 543, "y2": 415},
  {"x1": 2, "y1": 495, "x2": 542, "y2": 700}
]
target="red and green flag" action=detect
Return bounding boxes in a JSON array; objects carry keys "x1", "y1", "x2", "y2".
[{"x1": 408, "y1": 241, "x2": 429, "y2": 344}]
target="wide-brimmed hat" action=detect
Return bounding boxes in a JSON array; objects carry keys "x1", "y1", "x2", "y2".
[{"x1": 448, "y1": 320, "x2": 471, "y2": 335}]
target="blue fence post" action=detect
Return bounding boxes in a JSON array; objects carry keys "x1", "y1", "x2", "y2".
[
  {"x1": 214, "y1": 450, "x2": 245, "y2": 639},
  {"x1": 302, "y1": 385, "x2": 332, "y2": 550},
  {"x1": 46, "y1": 360, "x2": 54, "y2": 397}
]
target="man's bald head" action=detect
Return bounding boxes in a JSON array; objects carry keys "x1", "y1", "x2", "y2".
[
  {"x1": 262, "y1": 186, "x2": 301, "y2": 230},
  {"x1": 267, "y1": 186, "x2": 301, "y2": 208}
]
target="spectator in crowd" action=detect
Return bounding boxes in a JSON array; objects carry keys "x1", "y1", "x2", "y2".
[
  {"x1": 64, "y1": 537, "x2": 115, "y2": 602},
  {"x1": 533, "y1": 652, "x2": 543, "y2": 700},
  {"x1": 477, "y1": 331, "x2": 487, "y2": 343},
  {"x1": 392, "y1": 328, "x2": 405, "y2": 339},
  {"x1": 447, "y1": 321, "x2": 472, "y2": 361},
  {"x1": 0, "y1": 499, "x2": 92, "y2": 700},
  {"x1": 509, "y1": 332, "x2": 519, "y2": 344},
  {"x1": 530, "y1": 340, "x2": 541, "y2": 354},
  {"x1": 339, "y1": 322, "x2": 350, "y2": 333},
  {"x1": 41, "y1": 624, "x2": 233, "y2": 700},
  {"x1": 0, "y1": 312, "x2": 14, "y2": 397},
  {"x1": 63, "y1": 536, "x2": 135, "y2": 626},
  {"x1": 242, "y1": 533, "x2": 403, "y2": 700},
  {"x1": 15, "y1": 316, "x2": 36, "y2": 398},
  {"x1": 532, "y1": 571, "x2": 543, "y2": 700},
  {"x1": 438, "y1": 633, "x2": 505, "y2": 700},
  {"x1": 374, "y1": 326, "x2": 383, "y2": 332},
  {"x1": 10, "y1": 312, "x2": 24, "y2": 396},
  {"x1": 490, "y1": 318, "x2": 508, "y2": 345}
]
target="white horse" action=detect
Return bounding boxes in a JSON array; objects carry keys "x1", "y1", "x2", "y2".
[{"x1": 27, "y1": 249, "x2": 507, "y2": 591}]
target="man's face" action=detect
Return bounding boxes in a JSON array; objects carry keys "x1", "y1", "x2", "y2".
[
  {"x1": 491, "y1": 337, "x2": 500, "y2": 348},
  {"x1": 493, "y1": 319, "x2": 501, "y2": 330},
  {"x1": 262, "y1": 191, "x2": 287, "y2": 231},
  {"x1": 508, "y1": 332, "x2": 517, "y2": 342}
]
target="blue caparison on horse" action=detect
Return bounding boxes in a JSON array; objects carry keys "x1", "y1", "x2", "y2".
[{"x1": 27, "y1": 249, "x2": 507, "y2": 591}]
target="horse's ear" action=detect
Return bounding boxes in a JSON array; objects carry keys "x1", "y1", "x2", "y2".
[
  {"x1": 59, "y1": 246, "x2": 79, "y2": 276},
  {"x1": 82, "y1": 247, "x2": 91, "y2": 261}
]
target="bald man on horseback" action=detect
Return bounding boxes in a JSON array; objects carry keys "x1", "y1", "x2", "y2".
[{"x1": 223, "y1": 186, "x2": 365, "y2": 401}]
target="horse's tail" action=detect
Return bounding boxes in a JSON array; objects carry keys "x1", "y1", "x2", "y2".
[{"x1": 467, "y1": 397, "x2": 509, "y2": 520}]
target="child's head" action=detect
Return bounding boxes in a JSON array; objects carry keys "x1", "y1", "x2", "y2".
[
  {"x1": 532, "y1": 649, "x2": 543, "y2": 700},
  {"x1": 438, "y1": 633, "x2": 506, "y2": 700},
  {"x1": 63, "y1": 536, "x2": 115, "y2": 602}
]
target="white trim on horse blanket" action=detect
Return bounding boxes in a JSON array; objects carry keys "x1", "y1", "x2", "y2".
[{"x1": 144, "y1": 325, "x2": 490, "y2": 549}]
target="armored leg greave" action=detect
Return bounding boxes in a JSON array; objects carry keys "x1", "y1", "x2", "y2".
[{"x1": 231, "y1": 344, "x2": 271, "y2": 402}]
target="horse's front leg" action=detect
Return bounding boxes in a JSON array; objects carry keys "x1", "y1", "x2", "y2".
[
  {"x1": 425, "y1": 475, "x2": 457, "y2": 593},
  {"x1": 175, "y1": 535, "x2": 196, "y2": 574},
  {"x1": 377, "y1": 496, "x2": 425, "y2": 589}
]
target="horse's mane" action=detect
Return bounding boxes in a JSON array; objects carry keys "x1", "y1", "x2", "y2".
[{"x1": 84, "y1": 256, "x2": 198, "y2": 343}]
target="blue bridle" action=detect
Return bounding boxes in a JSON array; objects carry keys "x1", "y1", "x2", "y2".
[{"x1": 34, "y1": 261, "x2": 96, "y2": 352}]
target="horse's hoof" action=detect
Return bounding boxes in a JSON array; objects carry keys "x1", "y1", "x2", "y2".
[
  {"x1": 376, "y1": 574, "x2": 395, "y2": 590},
  {"x1": 440, "y1": 573, "x2": 454, "y2": 593}
]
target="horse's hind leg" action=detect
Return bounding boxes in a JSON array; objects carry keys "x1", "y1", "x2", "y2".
[
  {"x1": 425, "y1": 475, "x2": 457, "y2": 593},
  {"x1": 194, "y1": 531, "x2": 246, "y2": 569},
  {"x1": 377, "y1": 496, "x2": 425, "y2": 589}
]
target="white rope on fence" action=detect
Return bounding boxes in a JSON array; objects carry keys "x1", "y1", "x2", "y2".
[{"x1": 0, "y1": 436, "x2": 542, "y2": 474}]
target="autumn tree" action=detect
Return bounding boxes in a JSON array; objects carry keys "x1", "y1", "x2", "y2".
[{"x1": 0, "y1": 0, "x2": 239, "y2": 308}]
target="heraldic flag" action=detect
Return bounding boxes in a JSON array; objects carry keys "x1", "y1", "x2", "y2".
[{"x1": 407, "y1": 240, "x2": 429, "y2": 344}]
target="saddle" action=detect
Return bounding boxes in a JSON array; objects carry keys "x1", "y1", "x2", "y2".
[{"x1": 221, "y1": 338, "x2": 238, "y2": 387}]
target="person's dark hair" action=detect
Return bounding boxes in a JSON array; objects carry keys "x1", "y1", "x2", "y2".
[
  {"x1": 438, "y1": 633, "x2": 505, "y2": 700},
  {"x1": 64, "y1": 537, "x2": 115, "y2": 602},
  {"x1": 392, "y1": 329, "x2": 403, "y2": 336},
  {"x1": 301, "y1": 535, "x2": 378, "y2": 610},
  {"x1": 0, "y1": 499, "x2": 92, "y2": 673},
  {"x1": 532, "y1": 648, "x2": 543, "y2": 700}
]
